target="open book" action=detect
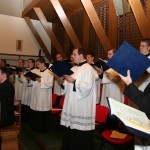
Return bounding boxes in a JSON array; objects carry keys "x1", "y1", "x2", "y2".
[{"x1": 107, "y1": 97, "x2": 150, "y2": 138}]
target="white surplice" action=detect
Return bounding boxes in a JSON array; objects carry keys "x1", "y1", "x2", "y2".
[
  {"x1": 101, "y1": 72, "x2": 124, "y2": 107},
  {"x1": 21, "y1": 68, "x2": 38, "y2": 106},
  {"x1": 30, "y1": 69, "x2": 54, "y2": 111},
  {"x1": 60, "y1": 63, "x2": 97, "y2": 131}
]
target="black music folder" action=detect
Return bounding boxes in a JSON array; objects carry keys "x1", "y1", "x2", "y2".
[
  {"x1": 49, "y1": 61, "x2": 74, "y2": 77},
  {"x1": 107, "y1": 41, "x2": 150, "y2": 82},
  {"x1": 24, "y1": 71, "x2": 41, "y2": 81}
]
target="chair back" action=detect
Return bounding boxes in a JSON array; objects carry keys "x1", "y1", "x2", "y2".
[{"x1": 96, "y1": 105, "x2": 109, "y2": 123}]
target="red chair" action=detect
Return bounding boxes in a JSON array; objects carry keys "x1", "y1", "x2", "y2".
[
  {"x1": 100, "y1": 129, "x2": 134, "y2": 150},
  {"x1": 51, "y1": 95, "x2": 65, "y2": 114},
  {"x1": 52, "y1": 93, "x2": 57, "y2": 107},
  {"x1": 95, "y1": 105, "x2": 109, "y2": 129}
]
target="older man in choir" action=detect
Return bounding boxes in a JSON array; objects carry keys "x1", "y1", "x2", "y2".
[
  {"x1": 30, "y1": 57, "x2": 53, "y2": 132},
  {"x1": 60, "y1": 48, "x2": 97, "y2": 150},
  {"x1": 100, "y1": 49, "x2": 124, "y2": 107},
  {"x1": 86, "y1": 53, "x2": 101, "y2": 104}
]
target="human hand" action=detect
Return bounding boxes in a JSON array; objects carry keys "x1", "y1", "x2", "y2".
[
  {"x1": 36, "y1": 77, "x2": 41, "y2": 82},
  {"x1": 119, "y1": 70, "x2": 132, "y2": 85},
  {"x1": 63, "y1": 75, "x2": 75, "y2": 83},
  {"x1": 94, "y1": 66, "x2": 103, "y2": 74},
  {"x1": 146, "y1": 67, "x2": 150, "y2": 74}
]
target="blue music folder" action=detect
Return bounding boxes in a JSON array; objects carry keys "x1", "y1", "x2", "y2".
[{"x1": 107, "y1": 41, "x2": 150, "y2": 82}]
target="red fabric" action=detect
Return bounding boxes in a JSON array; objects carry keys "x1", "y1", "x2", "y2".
[
  {"x1": 95, "y1": 105, "x2": 109, "y2": 123},
  {"x1": 59, "y1": 96, "x2": 65, "y2": 108},
  {"x1": 124, "y1": 96, "x2": 129, "y2": 105},
  {"x1": 102, "y1": 130, "x2": 133, "y2": 144},
  {"x1": 52, "y1": 94, "x2": 57, "y2": 106}
]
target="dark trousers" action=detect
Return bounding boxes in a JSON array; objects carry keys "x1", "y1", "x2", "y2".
[{"x1": 61, "y1": 126, "x2": 93, "y2": 150}]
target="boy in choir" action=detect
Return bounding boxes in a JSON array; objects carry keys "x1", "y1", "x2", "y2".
[
  {"x1": 86, "y1": 53, "x2": 101, "y2": 104},
  {"x1": 60, "y1": 48, "x2": 97, "y2": 150},
  {"x1": 0, "y1": 59, "x2": 7, "y2": 68},
  {"x1": 100, "y1": 49, "x2": 124, "y2": 107},
  {"x1": 30, "y1": 57, "x2": 53, "y2": 132},
  {"x1": 53, "y1": 53, "x2": 64, "y2": 96},
  {"x1": 14, "y1": 59, "x2": 25, "y2": 101},
  {"x1": 0, "y1": 67, "x2": 15, "y2": 127},
  {"x1": 21, "y1": 59, "x2": 38, "y2": 123},
  {"x1": 120, "y1": 68, "x2": 150, "y2": 150}
]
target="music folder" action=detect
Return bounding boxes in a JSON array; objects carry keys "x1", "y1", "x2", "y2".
[
  {"x1": 107, "y1": 41, "x2": 150, "y2": 82},
  {"x1": 49, "y1": 61, "x2": 74, "y2": 77},
  {"x1": 24, "y1": 71, "x2": 41, "y2": 81}
]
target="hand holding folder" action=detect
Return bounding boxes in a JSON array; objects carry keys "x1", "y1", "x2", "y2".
[
  {"x1": 49, "y1": 61, "x2": 74, "y2": 78},
  {"x1": 24, "y1": 71, "x2": 41, "y2": 81},
  {"x1": 107, "y1": 41, "x2": 150, "y2": 82}
]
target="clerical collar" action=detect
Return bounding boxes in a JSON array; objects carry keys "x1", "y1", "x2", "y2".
[
  {"x1": 145, "y1": 53, "x2": 150, "y2": 57},
  {"x1": 40, "y1": 68, "x2": 47, "y2": 72},
  {"x1": 76, "y1": 60, "x2": 87, "y2": 66},
  {"x1": 30, "y1": 67, "x2": 35, "y2": 71}
]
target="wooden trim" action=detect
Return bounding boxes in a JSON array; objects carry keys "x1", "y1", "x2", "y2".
[
  {"x1": 33, "y1": 7, "x2": 67, "y2": 59},
  {"x1": 24, "y1": 17, "x2": 52, "y2": 61},
  {"x1": 50, "y1": 0, "x2": 82, "y2": 48},
  {"x1": 22, "y1": 0, "x2": 40, "y2": 17},
  {"x1": 128, "y1": 0, "x2": 150, "y2": 38},
  {"x1": 81, "y1": 0, "x2": 112, "y2": 52},
  {"x1": 147, "y1": 0, "x2": 150, "y2": 26},
  {"x1": 108, "y1": 0, "x2": 118, "y2": 48},
  {"x1": 82, "y1": 12, "x2": 90, "y2": 53}
]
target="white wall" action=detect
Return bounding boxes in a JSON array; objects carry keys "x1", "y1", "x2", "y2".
[
  {"x1": 0, "y1": 14, "x2": 51, "y2": 65},
  {"x1": 0, "y1": 0, "x2": 23, "y2": 17}
]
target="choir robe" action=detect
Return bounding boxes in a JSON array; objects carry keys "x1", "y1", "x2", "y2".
[
  {"x1": 101, "y1": 72, "x2": 124, "y2": 107},
  {"x1": 30, "y1": 69, "x2": 54, "y2": 111},
  {"x1": 14, "y1": 74, "x2": 24, "y2": 101},
  {"x1": 60, "y1": 63, "x2": 97, "y2": 131},
  {"x1": 53, "y1": 79, "x2": 63, "y2": 95},
  {"x1": 21, "y1": 68, "x2": 38, "y2": 106}
]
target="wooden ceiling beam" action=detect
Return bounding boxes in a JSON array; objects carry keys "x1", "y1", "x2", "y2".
[
  {"x1": 128, "y1": 0, "x2": 150, "y2": 38},
  {"x1": 81, "y1": 0, "x2": 112, "y2": 52},
  {"x1": 24, "y1": 17, "x2": 52, "y2": 61},
  {"x1": 108, "y1": 0, "x2": 118, "y2": 48},
  {"x1": 33, "y1": 7, "x2": 67, "y2": 59},
  {"x1": 50, "y1": 0, "x2": 82, "y2": 48}
]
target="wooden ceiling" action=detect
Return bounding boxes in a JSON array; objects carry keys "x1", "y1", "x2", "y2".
[{"x1": 22, "y1": 0, "x2": 100, "y2": 22}]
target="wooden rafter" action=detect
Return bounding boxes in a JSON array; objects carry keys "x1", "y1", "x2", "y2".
[
  {"x1": 108, "y1": 0, "x2": 118, "y2": 48},
  {"x1": 128, "y1": 0, "x2": 150, "y2": 38},
  {"x1": 81, "y1": 0, "x2": 112, "y2": 52},
  {"x1": 50, "y1": 0, "x2": 82, "y2": 48},
  {"x1": 24, "y1": 17, "x2": 52, "y2": 61},
  {"x1": 33, "y1": 7, "x2": 67, "y2": 58}
]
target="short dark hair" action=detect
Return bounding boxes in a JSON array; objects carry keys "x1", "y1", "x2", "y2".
[
  {"x1": 141, "y1": 38, "x2": 150, "y2": 46},
  {"x1": 0, "y1": 67, "x2": 10, "y2": 78},
  {"x1": 86, "y1": 53, "x2": 95, "y2": 58},
  {"x1": 28, "y1": 58, "x2": 35, "y2": 64},
  {"x1": 1, "y1": 59, "x2": 7, "y2": 64},
  {"x1": 36, "y1": 57, "x2": 45, "y2": 64},
  {"x1": 73, "y1": 48, "x2": 86, "y2": 57}
]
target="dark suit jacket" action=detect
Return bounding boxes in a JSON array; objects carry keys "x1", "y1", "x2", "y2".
[
  {"x1": 124, "y1": 82, "x2": 150, "y2": 114},
  {"x1": 0, "y1": 79, "x2": 15, "y2": 127}
]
